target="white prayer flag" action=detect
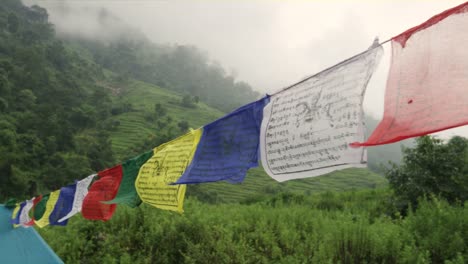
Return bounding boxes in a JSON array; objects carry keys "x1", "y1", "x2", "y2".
[
  {"x1": 260, "y1": 47, "x2": 383, "y2": 182},
  {"x1": 18, "y1": 198, "x2": 34, "y2": 226}
]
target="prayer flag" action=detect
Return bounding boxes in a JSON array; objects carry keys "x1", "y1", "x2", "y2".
[
  {"x1": 352, "y1": 2, "x2": 468, "y2": 146},
  {"x1": 260, "y1": 47, "x2": 383, "y2": 181},
  {"x1": 18, "y1": 198, "x2": 34, "y2": 226},
  {"x1": 10, "y1": 203, "x2": 22, "y2": 227},
  {"x1": 135, "y1": 129, "x2": 202, "y2": 213},
  {"x1": 49, "y1": 183, "x2": 77, "y2": 226},
  {"x1": 81, "y1": 166, "x2": 122, "y2": 221},
  {"x1": 175, "y1": 96, "x2": 270, "y2": 184},
  {"x1": 35, "y1": 190, "x2": 61, "y2": 228},
  {"x1": 105, "y1": 151, "x2": 153, "y2": 207},
  {"x1": 33, "y1": 194, "x2": 49, "y2": 222},
  {"x1": 27, "y1": 195, "x2": 43, "y2": 226},
  {"x1": 58, "y1": 174, "x2": 95, "y2": 223}
]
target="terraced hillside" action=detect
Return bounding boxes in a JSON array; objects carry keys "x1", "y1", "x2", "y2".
[
  {"x1": 107, "y1": 80, "x2": 224, "y2": 160},
  {"x1": 108, "y1": 80, "x2": 387, "y2": 203}
]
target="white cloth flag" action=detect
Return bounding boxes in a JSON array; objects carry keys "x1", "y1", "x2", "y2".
[
  {"x1": 18, "y1": 198, "x2": 34, "y2": 226},
  {"x1": 260, "y1": 47, "x2": 383, "y2": 182},
  {"x1": 58, "y1": 174, "x2": 96, "y2": 223}
]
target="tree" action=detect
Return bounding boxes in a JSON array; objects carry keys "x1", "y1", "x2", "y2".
[
  {"x1": 181, "y1": 94, "x2": 196, "y2": 108},
  {"x1": 0, "y1": 97, "x2": 8, "y2": 112},
  {"x1": 177, "y1": 120, "x2": 189, "y2": 132},
  {"x1": 385, "y1": 136, "x2": 468, "y2": 209},
  {"x1": 29, "y1": 5, "x2": 48, "y2": 23},
  {"x1": 7, "y1": 13, "x2": 19, "y2": 33},
  {"x1": 154, "y1": 103, "x2": 167, "y2": 116}
]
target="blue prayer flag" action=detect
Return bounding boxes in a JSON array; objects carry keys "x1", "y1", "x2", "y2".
[
  {"x1": 49, "y1": 183, "x2": 77, "y2": 226},
  {"x1": 10, "y1": 202, "x2": 25, "y2": 225},
  {"x1": 175, "y1": 96, "x2": 270, "y2": 184}
]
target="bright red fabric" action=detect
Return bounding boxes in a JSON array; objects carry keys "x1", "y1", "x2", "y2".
[
  {"x1": 353, "y1": 2, "x2": 468, "y2": 147},
  {"x1": 81, "y1": 165, "x2": 123, "y2": 221}
]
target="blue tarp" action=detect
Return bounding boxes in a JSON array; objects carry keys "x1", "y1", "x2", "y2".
[
  {"x1": 175, "y1": 96, "x2": 270, "y2": 184},
  {"x1": 0, "y1": 204, "x2": 63, "y2": 264}
]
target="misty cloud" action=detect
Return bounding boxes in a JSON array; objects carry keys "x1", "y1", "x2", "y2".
[{"x1": 22, "y1": 0, "x2": 468, "y2": 138}]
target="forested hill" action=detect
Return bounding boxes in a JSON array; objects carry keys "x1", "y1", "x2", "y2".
[
  {"x1": 0, "y1": 0, "x2": 118, "y2": 199},
  {"x1": 64, "y1": 34, "x2": 260, "y2": 113}
]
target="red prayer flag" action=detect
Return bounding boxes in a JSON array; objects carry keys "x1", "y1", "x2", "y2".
[
  {"x1": 25, "y1": 195, "x2": 42, "y2": 226},
  {"x1": 352, "y1": 2, "x2": 468, "y2": 147},
  {"x1": 81, "y1": 165, "x2": 123, "y2": 221}
]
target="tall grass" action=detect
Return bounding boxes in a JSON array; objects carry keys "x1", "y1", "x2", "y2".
[{"x1": 38, "y1": 189, "x2": 466, "y2": 263}]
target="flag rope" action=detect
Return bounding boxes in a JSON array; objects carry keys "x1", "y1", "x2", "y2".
[{"x1": 269, "y1": 38, "x2": 391, "y2": 97}]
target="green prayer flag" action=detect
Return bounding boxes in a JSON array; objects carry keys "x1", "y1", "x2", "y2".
[
  {"x1": 33, "y1": 194, "x2": 49, "y2": 221},
  {"x1": 105, "y1": 150, "x2": 153, "y2": 207}
]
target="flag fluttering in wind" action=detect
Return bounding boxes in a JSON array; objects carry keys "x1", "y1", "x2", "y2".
[
  {"x1": 105, "y1": 151, "x2": 153, "y2": 207},
  {"x1": 28, "y1": 195, "x2": 43, "y2": 225},
  {"x1": 35, "y1": 190, "x2": 60, "y2": 228},
  {"x1": 18, "y1": 198, "x2": 35, "y2": 227},
  {"x1": 10, "y1": 202, "x2": 24, "y2": 227},
  {"x1": 175, "y1": 96, "x2": 270, "y2": 184},
  {"x1": 136, "y1": 129, "x2": 202, "y2": 213},
  {"x1": 352, "y1": 2, "x2": 468, "y2": 147},
  {"x1": 81, "y1": 166, "x2": 122, "y2": 221},
  {"x1": 260, "y1": 47, "x2": 383, "y2": 182},
  {"x1": 33, "y1": 194, "x2": 49, "y2": 223},
  {"x1": 49, "y1": 183, "x2": 77, "y2": 226},
  {"x1": 58, "y1": 174, "x2": 95, "y2": 223}
]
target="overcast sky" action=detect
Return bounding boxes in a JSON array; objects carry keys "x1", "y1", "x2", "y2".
[{"x1": 23, "y1": 0, "x2": 468, "y2": 138}]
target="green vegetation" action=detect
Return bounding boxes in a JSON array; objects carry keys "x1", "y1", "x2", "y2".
[
  {"x1": 106, "y1": 80, "x2": 223, "y2": 161},
  {"x1": 38, "y1": 190, "x2": 467, "y2": 263},
  {"x1": 386, "y1": 136, "x2": 468, "y2": 211},
  {"x1": 0, "y1": 0, "x2": 115, "y2": 199},
  {"x1": 73, "y1": 37, "x2": 260, "y2": 113}
]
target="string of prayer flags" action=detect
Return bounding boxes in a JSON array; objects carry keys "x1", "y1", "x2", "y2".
[
  {"x1": 352, "y1": 2, "x2": 468, "y2": 147},
  {"x1": 136, "y1": 129, "x2": 202, "y2": 213},
  {"x1": 175, "y1": 96, "x2": 270, "y2": 184},
  {"x1": 260, "y1": 46, "x2": 383, "y2": 182},
  {"x1": 58, "y1": 174, "x2": 95, "y2": 223},
  {"x1": 49, "y1": 183, "x2": 77, "y2": 226},
  {"x1": 33, "y1": 194, "x2": 49, "y2": 223},
  {"x1": 35, "y1": 190, "x2": 61, "y2": 228},
  {"x1": 105, "y1": 151, "x2": 153, "y2": 207},
  {"x1": 82, "y1": 166, "x2": 122, "y2": 221}
]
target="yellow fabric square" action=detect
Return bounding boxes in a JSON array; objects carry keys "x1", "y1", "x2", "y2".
[{"x1": 135, "y1": 129, "x2": 202, "y2": 213}]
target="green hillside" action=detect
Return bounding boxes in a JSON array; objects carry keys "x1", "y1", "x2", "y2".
[
  {"x1": 105, "y1": 79, "x2": 223, "y2": 158},
  {"x1": 107, "y1": 79, "x2": 387, "y2": 203}
]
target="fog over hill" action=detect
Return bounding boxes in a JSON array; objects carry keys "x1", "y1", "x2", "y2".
[{"x1": 23, "y1": 0, "x2": 468, "y2": 138}]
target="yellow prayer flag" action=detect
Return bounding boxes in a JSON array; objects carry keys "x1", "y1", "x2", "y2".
[
  {"x1": 135, "y1": 129, "x2": 202, "y2": 213},
  {"x1": 34, "y1": 190, "x2": 60, "y2": 228},
  {"x1": 11, "y1": 204, "x2": 20, "y2": 228}
]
